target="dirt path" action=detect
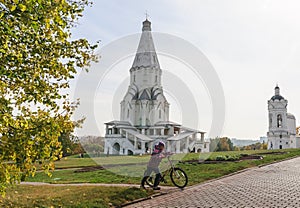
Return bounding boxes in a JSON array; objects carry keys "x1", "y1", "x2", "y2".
[{"x1": 20, "y1": 182, "x2": 177, "y2": 191}]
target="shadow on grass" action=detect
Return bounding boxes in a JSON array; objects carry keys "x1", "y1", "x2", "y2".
[{"x1": 110, "y1": 187, "x2": 153, "y2": 207}]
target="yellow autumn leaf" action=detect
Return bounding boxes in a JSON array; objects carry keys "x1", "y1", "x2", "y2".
[{"x1": 18, "y1": 4, "x2": 26, "y2": 12}]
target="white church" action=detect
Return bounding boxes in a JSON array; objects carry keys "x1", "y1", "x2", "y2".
[
  {"x1": 104, "y1": 19, "x2": 209, "y2": 155},
  {"x1": 267, "y1": 85, "x2": 300, "y2": 149}
]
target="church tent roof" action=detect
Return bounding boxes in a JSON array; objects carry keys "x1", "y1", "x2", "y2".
[{"x1": 130, "y1": 19, "x2": 160, "y2": 70}]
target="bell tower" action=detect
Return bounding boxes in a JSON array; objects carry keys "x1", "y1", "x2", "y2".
[
  {"x1": 268, "y1": 85, "x2": 288, "y2": 132},
  {"x1": 267, "y1": 85, "x2": 294, "y2": 149}
]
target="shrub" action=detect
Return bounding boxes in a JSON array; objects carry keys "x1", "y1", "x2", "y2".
[{"x1": 215, "y1": 156, "x2": 226, "y2": 161}]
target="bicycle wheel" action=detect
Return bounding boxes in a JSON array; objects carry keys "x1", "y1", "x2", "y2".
[
  {"x1": 145, "y1": 173, "x2": 155, "y2": 187},
  {"x1": 170, "y1": 168, "x2": 188, "y2": 188}
]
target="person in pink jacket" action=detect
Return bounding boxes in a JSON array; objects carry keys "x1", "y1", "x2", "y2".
[{"x1": 141, "y1": 141, "x2": 166, "y2": 190}]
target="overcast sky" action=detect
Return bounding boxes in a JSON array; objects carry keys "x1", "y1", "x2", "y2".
[{"x1": 70, "y1": 0, "x2": 300, "y2": 139}]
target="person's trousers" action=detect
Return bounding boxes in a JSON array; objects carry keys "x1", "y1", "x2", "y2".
[{"x1": 141, "y1": 166, "x2": 162, "y2": 187}]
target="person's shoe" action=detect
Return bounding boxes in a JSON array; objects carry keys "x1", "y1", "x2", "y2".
[
  {"x1": 140, "y1": 185, "x2": 146, "y2": 189},
  {"x1": 153, "y1": 186, "x2": 161, "y2": 190}
]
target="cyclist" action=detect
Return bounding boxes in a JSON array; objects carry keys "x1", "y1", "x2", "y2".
[{"x1": 141, "y1": 141, "x2": 166, "y2": 190}]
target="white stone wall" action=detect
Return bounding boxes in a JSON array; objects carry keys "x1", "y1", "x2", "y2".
[
  {"x1": 287, "y1": 116, "x2": 296, "y2": 135},
  {"x1": 268, "y1": 136, "x2": 288, "y2": 149},
  {"x1": 296, "y1": 136, "x2": 300, "y2": 148}
]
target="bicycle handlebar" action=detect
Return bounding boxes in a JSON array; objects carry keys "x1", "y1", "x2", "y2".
[{"x1": 164, "y1": 152, "x2": 175, "y2": 157}]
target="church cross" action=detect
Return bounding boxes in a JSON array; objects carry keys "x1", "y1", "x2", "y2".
[{"x1": 145, "y1": 10, "x2": 149, "y2": 20}]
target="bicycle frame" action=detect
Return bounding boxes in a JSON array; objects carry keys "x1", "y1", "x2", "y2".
[
  {"x1": 145, "y1": 153, "x2": 188, "y2": 188},
  {"x1": 167, "y1": 155, "x2": 175, "y2": 169},
  {"x1": 160, "y1": 155, "x2": 175, "y2": 181}
]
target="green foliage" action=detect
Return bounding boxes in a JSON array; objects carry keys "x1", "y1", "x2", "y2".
[
  {"x1": 59, "y1": 118, "x2": 85, "y2": 157},
  {"x1": 226, "y1": 155, "x2": 241, "y2": 161},
  {"x1": 0, "y1": 0, "x2": 98, "y2": 195},
  {"x1": 215, "y1": 155, "x2": 240, "y2": 161},
  {"x1": 215, "y1": 155, "x2": 226, "y2": 161}
]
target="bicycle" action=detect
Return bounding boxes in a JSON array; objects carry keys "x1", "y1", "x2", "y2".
[{"x1": 145, "y1": 153, "x2": 188, "y2": 189}]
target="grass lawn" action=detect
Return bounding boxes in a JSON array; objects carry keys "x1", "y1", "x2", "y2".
[
  {"x1": 54, "y1": 155, "x2": 151, "y2": 169},
  {"x1": 2, "y1": 149, "x2": 299, "y2": 207},
  {"x1": 0, "y1": 185, "x2": 153, "y2": 208},
  {"x1": 54, "y1": 157, "x2": 97, "y2": 169},
  {"x1": 26, "y1": 149, "x2": 300, "y2": 186},
  {"x1": 27, "y1": 168, "x2": 141, "y2": 184}
]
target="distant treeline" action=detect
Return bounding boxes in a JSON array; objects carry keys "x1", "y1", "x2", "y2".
[{"x1": 209, "y1": 137, "x2": 267, "y2": 152}]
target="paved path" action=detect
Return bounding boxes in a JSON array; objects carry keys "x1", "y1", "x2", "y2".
[{"x1": 125, "y1": 157, "x2": 300, "y2": 208}]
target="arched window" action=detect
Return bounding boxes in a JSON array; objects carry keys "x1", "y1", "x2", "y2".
[
  {"x1": 159, "y1": 110, "x2": 161, "y2": 119},
  {"x1": 155, "y1": 75, "x2": 158, "y2": 82},
  {"x1": 146, "y1": 118, "x2": 150, "y2": 126},
  {"x1": 277, "y1": 114, "x2": 282, "y2": 128},
  {"x1": 127, "y1": 109, "x2": 129, "y2": 118},
  {"x1": 133, "y1": 75, "x2": 136, "y2": 82},
  {"x1": 112, "y1": 143, "x2": 120, "y2": 155}
]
